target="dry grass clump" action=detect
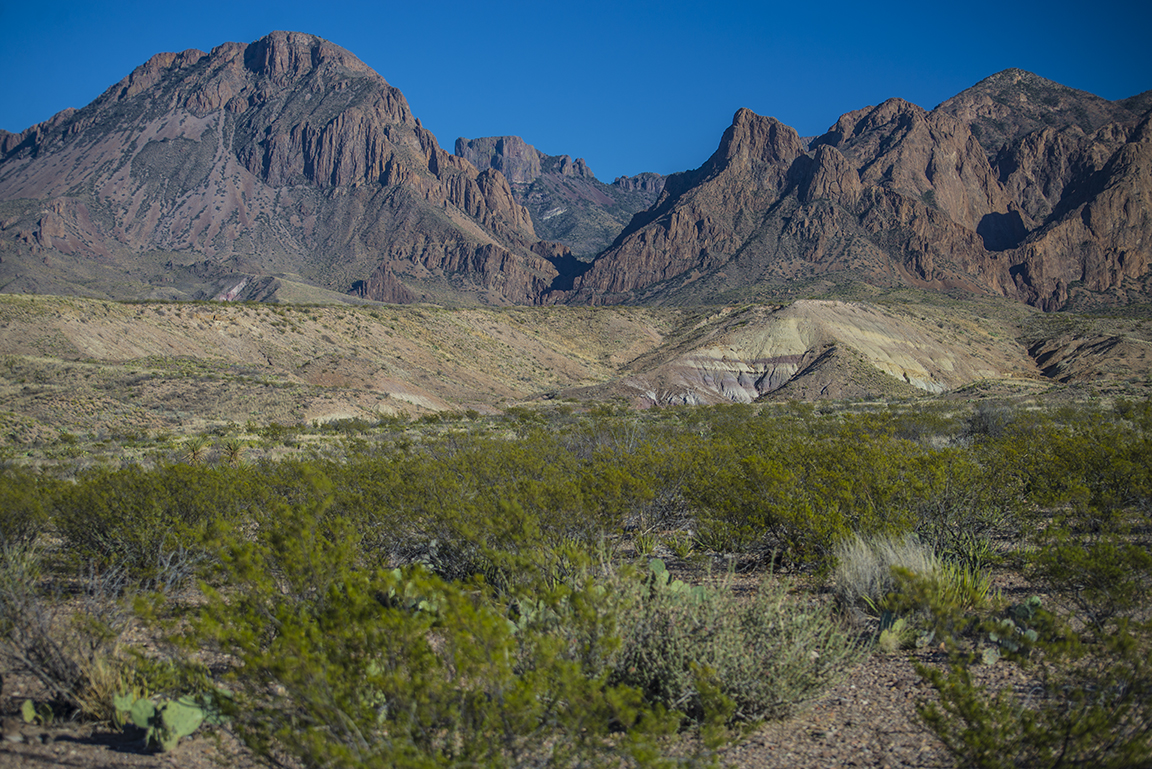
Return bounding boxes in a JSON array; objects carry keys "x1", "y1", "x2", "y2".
[{"x1": 832, "y1": 533, "x2": 938, "y2": 614}]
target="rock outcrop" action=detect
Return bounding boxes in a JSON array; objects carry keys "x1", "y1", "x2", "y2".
[
  {"x1": 559, "y1": 74, "x2": 1152, "y2": 311},
  {"x1": 0, "y1": 31, "x2": 561, "y2": 304},
  {"x1": 454, "y1": 135, "x2": 665, "y2": 258},
  {"x1": 1, "y1": 47, "x2": 1149, "y2": 312},
  {"x1": 455, "y1": 136, "x2": 542, "y2": 184},
  {"x1": 935, "y1": 68, "x2": 1149, "y2": 160}
]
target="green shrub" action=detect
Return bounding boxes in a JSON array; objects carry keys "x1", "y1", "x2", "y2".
[
  {"x1": 186, "y1": 478, "x2": 693, "y2": 769},
  {"x1": 0, "y1": 467, "x2": 55, "y2": 546},
  {"x1": 687, "y1": 423, "x2": 923, "y2": 564},
  {"x1": 51, "y1": 463, "x2": 262, "y2": 583},
  {"x1": 911, "y1": 519, "x2": 1152, "y2": 768},
  {"x1": 916, "y1": 616, "x2": 1152, "y2": 768},
  {"x1": 911, "y1": 446, "x2": 1021, "y2": 568},
  {"x1": 1028, "y1": 523, "x2": 1152, "y2": 634},
  {"x1": 611, "y1": 560, "x2": 864, "y2": 725}
]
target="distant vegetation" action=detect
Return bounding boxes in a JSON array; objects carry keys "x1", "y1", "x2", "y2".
[{"x1": 2, "y1": 399, "x2": 1151, "y2": 766}]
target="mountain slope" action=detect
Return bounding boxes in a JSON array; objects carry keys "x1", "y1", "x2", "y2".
[
  {"x1": 6, "y1": 292, "x2": 1149, "y2": 440},
  {"x1": 455, "y1": 135, "x2": 664, "y2": 258},
  {"x1": 1, "y1": 46, "x2": 1149, "y2": 314},
  {"x1": 560, "y1": 72, "x2": 1152, "y2": 311},
  {"x1": 935, "y1": 68, "x2": 1150, "y2": 160},
  {"x1": 0, "y1": 31, "x2": 565, "y2": 304}
]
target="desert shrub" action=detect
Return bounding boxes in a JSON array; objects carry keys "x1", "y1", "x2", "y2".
[
  {"x1": 324, "y1": 431, "x2": 659, "y2": 586},
  {"x1": 687, "y1": 422, "x2": 924, "y2": 564},
  {"x1": 964, "y1": 401, "x2": 1017, "y2": 440},
  {"x1": 51, "y1": 463, "x2": 264, "y2": 582},
  {"x1": 610, "y1": 560, "x2": 864, "y2": 724},
  {"x1": 0, "y1": 467, "x2": 56, "y2": 546},
  {"x1": 911, "y1": 446, "x2": 1023, "y2": 568},
  {"x1": 187, "y1": 478, "x2": 694, "y2": 769},
  {"x1": 0, "y1": 541, "x2": 134, "y2": 717},
  {"x1": 911, "y1": 515, "x2": 1152, "y2": 768},
  {"x1": 835, "y1": 533, "x2": 999, "y2": 657},
  {"x1": 1029, "y1": 529, "x2": 1152, "y2": 633},
  {"x1": 1021, "y1": 417, "x2": 1152, "y2": 528},
  {"x1": 915, "y1": 600, "x2": 1152, "y2": 768}
]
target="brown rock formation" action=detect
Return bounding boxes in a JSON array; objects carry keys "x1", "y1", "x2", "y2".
[
  {"x1": 454, "y1": 135, "x2": 666, "y2": 258},
  {"x1": 935, "y1": 68, "x2": 1147, "y2": 160},
  {"x1": 1011, "y1": 115, "x2": 1152, "y2": 309},
  {"x1": 455, "y1": 136, "x2": 542, "y2": 184},
  {"x1": 564, "y1": 109, "x2": 810, "y2": 302},
  {"x1": 560, "y1": 77, "x2": 1152, "y2": 311},
  {"x1": 813, "y1": 99, "x2": 1020, "y2": 234},
  {"x1": 0, "y1": 31, "x2": 557, "y2": 304},
  {"x1": 1, "y1": 48, "x2": 1148, "y2": 312},
  {"x1": 612, "y1": 172, "x2": 666, "y2": 196}
]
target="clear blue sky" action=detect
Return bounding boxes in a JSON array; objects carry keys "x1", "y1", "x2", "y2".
[{"x1": 2, "y1": 0, "x2": 1149, "y2": 182}]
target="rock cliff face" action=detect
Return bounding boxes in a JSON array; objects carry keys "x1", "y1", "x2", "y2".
[
  {"x1": 1, "y1": 47, "x2": 1148, "y2": 312},
  {"x1": 561, "y1": 73, "x2": 1152, "y2": 310},
  {"x1": 936, "y1": 69, "x2": 1149, "y2": 160},
  {"x1": 0, "y1": 31, "x2": 561, "y2": 304},
  {"x1": 455, "y1": 135, "x2": 664, "y2": 258}
]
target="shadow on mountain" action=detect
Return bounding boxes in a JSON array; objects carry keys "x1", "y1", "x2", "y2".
[
  {"x1": 977, "y1": 211, "x2": 1028, "y2": 251},
  {"x1": 545, "y1": 251, "x2": 592, "y2": 292}
]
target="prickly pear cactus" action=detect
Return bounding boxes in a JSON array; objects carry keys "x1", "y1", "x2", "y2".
[
  {"x1": 156, "y1": 697, "x2": 205, "y2": 752},
  {"x1": 644, "y1": 559, "x2": 707, "y2": 602},
  {"x1": 116, "y1": 695, "x2": 206, "y2": 752},
  {"x1": 983, "y1": 595, "x2": 1043, "y2": 664}
]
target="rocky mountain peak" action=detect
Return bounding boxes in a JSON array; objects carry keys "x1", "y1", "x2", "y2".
[
  {"x1": 714, "y1": 108, "x2": 806, "y2": 169},
  {"x1": 613, "y1": 172, "x2": 665, "y2": 195},
  {"x1": 455, "y1": 136, "x2": 542, "y2": 184},
  {"x1": 541, "y1": 154, "x2": 594, "y2": 179},
  {"x1": 241, "y1": 30, "x2": 371, "y2": 81},
  {"x1": 935, "y1": 68, "x2": 1145, "y2": 159},
  {"x1": 563, "y1": 76, "x2": 1152, "y2": 311},
  {"x1": 452, "y1": 135, "x2": 664, "y2": 258},
  {"x1": 0, "y1": 31, "x2": 557, "y2": 304},
  {"x1": 1, "y1": 40, "x2": 1149, "y2": 313},
  {"x1": 455, "y1": 135, "x2": 595, "y2": 184}
]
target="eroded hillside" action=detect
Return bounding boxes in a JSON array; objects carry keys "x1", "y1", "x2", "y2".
[{"x1": 3, "y1": 294, "x2": 1150, "y2": 445}]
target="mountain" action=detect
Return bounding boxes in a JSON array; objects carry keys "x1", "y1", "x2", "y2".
[
  {"x1": 561, "y1": 72, "x2": 1152, "y2": 311},
  {"x1": 935, "y1": 68, "x2": 1151, "y2": 160},
  {"x1": 1, "y1": 40, "x2": 1149, "y2": 314},
  {"x1": 454, "y1": 135, "x2": 665, "y2": 258},
  {"x1": 0, "y1": 31, "x2": 569, "y2": 304}
]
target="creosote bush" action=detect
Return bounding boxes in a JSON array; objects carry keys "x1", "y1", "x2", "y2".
[
  {"x1": 187, "y1": 478, "x2": 690, "y2": 768},
  {"x1": 0, "y1": 467, "x2": 55, "y2": 546},
  {"x1": 611, "y1": 560, "x2": 864, "y2": 724},
  {"x1": 5, "y1": 398, "x2": 1151, "y2": 764},
  {"x1": 907, "y1": 511, "x2": 1152, "y2": 767},
  {"x1": 181, "y1": 478, "x2": 861, "y2": 767},
  {"x1": 51, "y1": 463, "x2": 263, "y2": 582}
]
